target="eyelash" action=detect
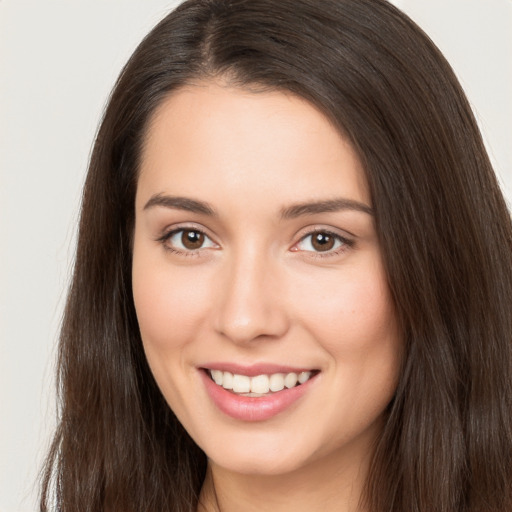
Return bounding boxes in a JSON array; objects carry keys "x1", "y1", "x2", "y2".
[
  {"x1": 156, "y1": 227, "x2": 354, "y2": 258},
  {"x1": 156, "y1": 227, "x2": 218, "y2": 257},
  {"x1": 293, "y1": 230, "x2": 354, "y2": 259}
]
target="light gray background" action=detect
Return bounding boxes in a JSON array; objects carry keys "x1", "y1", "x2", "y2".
[{"x1": 1, "y1": 1, "x2": 511, "y2": 510}]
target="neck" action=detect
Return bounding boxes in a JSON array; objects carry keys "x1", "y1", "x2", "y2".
[{"x1": 197, "y1": 443, "x2": 372, "y2": 512}]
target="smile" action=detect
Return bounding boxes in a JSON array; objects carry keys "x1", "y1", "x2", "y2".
[
  {"x1": 208, "y1": 369, "x2": 314, "y2": 396},
  {"x1": 200, "y1": 366, "x2": 320, "y2": 421}
]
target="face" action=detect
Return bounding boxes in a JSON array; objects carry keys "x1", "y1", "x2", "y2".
[{"x1": 132, "y1": 82, "x2": 401, "y2": 477}]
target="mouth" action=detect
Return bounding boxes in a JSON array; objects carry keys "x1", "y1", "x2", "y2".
[
  {"x1": 204, "y1": 368, "x2": 320, "y2": 397},
  {"x1": 200, "y1": 365, "x2": 320, "y2": 421}
]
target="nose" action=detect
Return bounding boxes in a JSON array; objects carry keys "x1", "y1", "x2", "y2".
[{"x1": 213, "y1": 249, "x2": 290, "y2": 345}]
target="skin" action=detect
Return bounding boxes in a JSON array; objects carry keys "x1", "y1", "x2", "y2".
[{"x1": 132, "y1": 82, "x2": 402, "y2": 512}]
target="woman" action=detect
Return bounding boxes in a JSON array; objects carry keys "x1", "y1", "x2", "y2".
[{"x1": 41, "y1": 0, "x2": 512, "y2": 511}]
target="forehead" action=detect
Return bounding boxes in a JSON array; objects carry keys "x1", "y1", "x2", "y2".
[{"x1": 137, "y1": 82, "x2": 369, "y2": 211}]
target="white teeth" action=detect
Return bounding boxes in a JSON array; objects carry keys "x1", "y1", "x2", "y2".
[
  {"x1": 208, "y1": 369, "x2": 315, "y2": 395},
  {"x1": 232, "y1": 374, "x2": 251, "y2": 393},
  {"x1": 298, "y1": 371, "x2": 312, "y2": 384},
  {"x1": 211, "y1": 369, "x2": 223, "y2": 385},
  {"x1": 251, "y1": 374, "x2": 270, "y2": 394},
  {"x1": 284, "y1": 372, "x2": 298, "y2": 389},
  {"x1": 223, "y1": 371, "x2": 234, "y2": 390},
  {"x1": 269, "y1": 373, "x2": 285, "y2": 392}
]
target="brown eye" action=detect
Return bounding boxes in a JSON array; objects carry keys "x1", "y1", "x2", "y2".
[
  {"x1": 293, "y1": 230, "x2": 350, "y2": 255},
  {"x1": 311, "y1": 232, "x2": 335, "y2": 252},
  {"x1": 163, "y1": 228, "x2": 217, "y2": 253},
  {"x1": 181, "y1": 229, "x2": 204, "y2": 249}
]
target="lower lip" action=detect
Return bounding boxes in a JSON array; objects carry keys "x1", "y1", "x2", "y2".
[{"x1": 200, "y1": 370, "x2": 317, "y2": 422}]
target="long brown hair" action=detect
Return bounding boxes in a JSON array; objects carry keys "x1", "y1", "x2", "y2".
[{"x1": 41, "y1": 1, "x2": 512, "y2": 510}]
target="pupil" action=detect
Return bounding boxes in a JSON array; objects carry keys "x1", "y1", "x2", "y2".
[
  {"x1": 312, "y1": 232, "x2": 334, "y2": 251},
  {"x1": 182, "y1": 230, "x2": 204, "y2": 249}
]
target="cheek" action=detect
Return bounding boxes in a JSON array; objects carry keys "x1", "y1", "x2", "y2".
[
  {"x1": 295, "y1": 257, "x2": 401, "y2": 405},
  {"x1": 303, "y1": 262, "x2": 400, "y2": 430},
  {"x1": 298, "y1": 261, "x2": 396, "y2": 352},
  {"x1": 131, "y1": 245, "x2": 216, "y2": 420},
  {"x1": 131, "y1": 245, "x2": 212, "y2": 356}
]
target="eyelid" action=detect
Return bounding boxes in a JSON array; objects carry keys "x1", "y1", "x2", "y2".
[
  {"x1": 155, "y1": 223, "x2": 354, "y2": 258},
  {"x1": 291, "y1": 226, "x2": 355, "y2": 256},
  {"x1": 156, "y1": 223, "x2": 220, "y2": 253}
]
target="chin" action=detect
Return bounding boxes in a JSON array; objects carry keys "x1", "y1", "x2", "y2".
[{"x1": 208, "y1": 447, "x2": 312, "y2": 477}]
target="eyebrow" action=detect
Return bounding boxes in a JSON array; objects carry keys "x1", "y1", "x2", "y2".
[
  {"x1": 143, "y1": 194, "x2": 217, "y2": 216},
  {"x1": 143, "y1": 193, "x2": 373, "y2": 218},
  {"x1": 280, "y1": 198, "x2": 373, "y2": 218}
]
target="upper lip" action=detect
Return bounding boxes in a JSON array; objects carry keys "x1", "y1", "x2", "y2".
[{"x1": 200, "y1": 362, "x2": 318, "y2": 377}]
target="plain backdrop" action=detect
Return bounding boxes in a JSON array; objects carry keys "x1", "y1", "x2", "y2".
[{"x1": 1, "y1": 1, "x2": 511, "y2": 511}]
